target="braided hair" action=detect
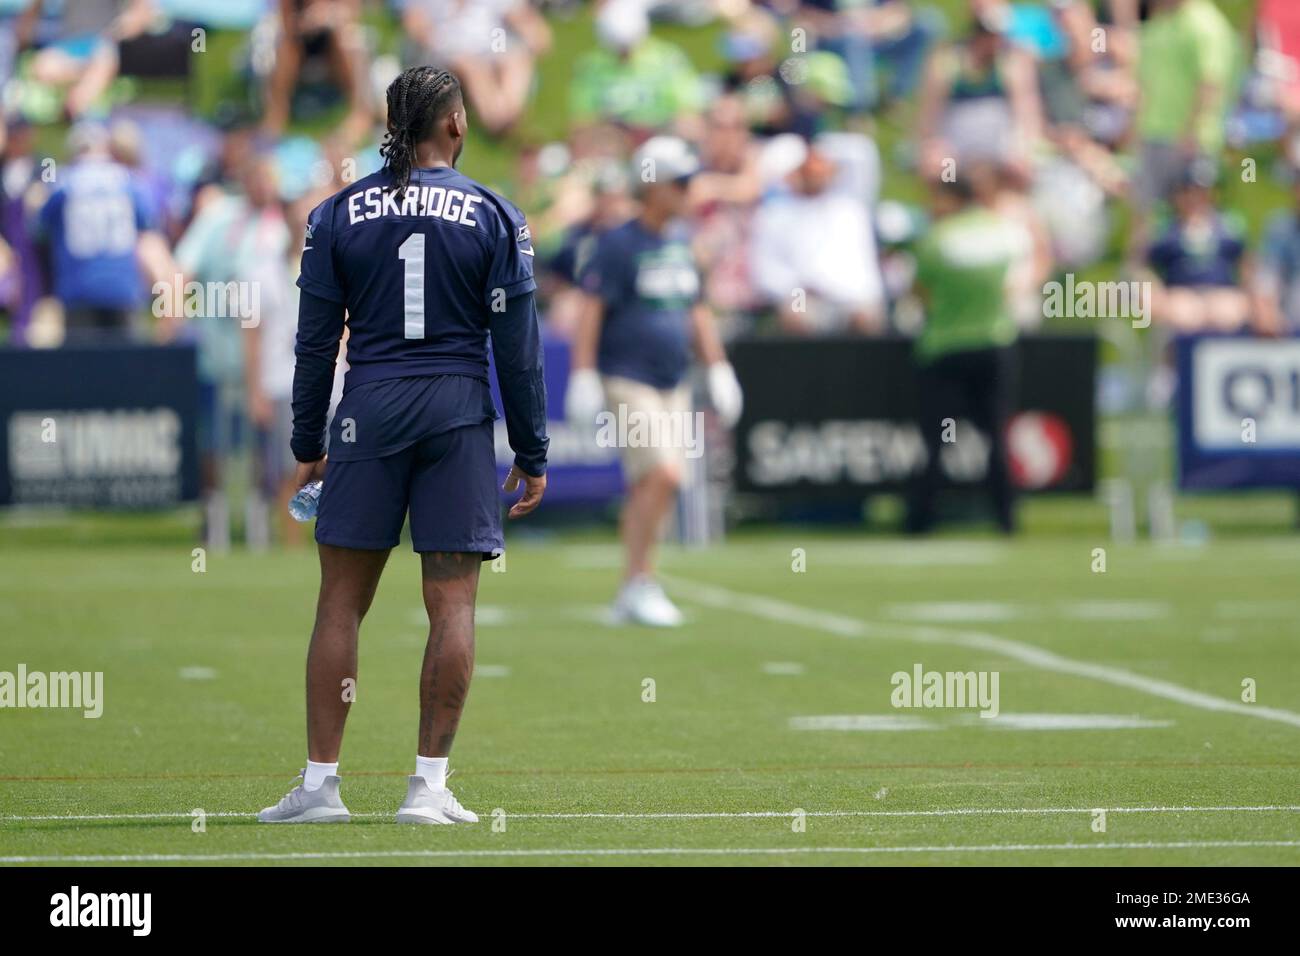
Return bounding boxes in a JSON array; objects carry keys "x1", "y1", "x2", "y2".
[{"x1": 380, "y1": 66, "x2": 462, "y2": 192}]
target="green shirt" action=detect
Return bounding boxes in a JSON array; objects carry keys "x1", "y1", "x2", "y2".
[
  {"x1": 1136, "y1": 0, "x2": 1238, "y2": 153},
  {"x1": 569, "y1": 37, "x2": 703, "y2": 128},
  {"x1": 913, "y1": 208, "x2": 1024, "y2": 364}
]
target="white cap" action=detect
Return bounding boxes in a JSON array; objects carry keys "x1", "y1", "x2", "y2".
[
  {"x1": 758, "y1": 133, "x2": 809, "y2": 186},
  {"x1": 68, "y1": 121, "x2": 110, "y2": 157},
  {"x1": 596, "y1": 0, "x2": 649, "y2": 52},
  {"x1": 633, "y1": 135, "x2": 700, "y2": 186}
]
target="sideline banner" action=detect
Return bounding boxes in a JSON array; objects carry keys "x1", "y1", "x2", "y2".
[
  {"x1": 1175, "y1": 334, "x2": 1300, "y2": 489},
  {"x1": 730, "y1": 336, "x2": 1096, "y2": 497},
  {"x1": 0, "y1": 344, "x2": 199, "y2": 507}
]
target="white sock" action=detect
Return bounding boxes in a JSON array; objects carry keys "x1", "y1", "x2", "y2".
[
  {"x1": 416, "y1": 756, "x2": 448, "y2": 790},
  {"x1": 303, "y1": 760, "x2": 338, "y2": 791}
]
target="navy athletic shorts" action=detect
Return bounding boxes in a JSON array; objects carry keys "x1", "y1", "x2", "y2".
[{"x1": 314, "y1": 419, "x2": 503, "y2": 556}]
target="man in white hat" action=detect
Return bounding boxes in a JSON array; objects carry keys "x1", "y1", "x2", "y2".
[{"x1": 566, "y1": 136, "x2": 742, "y2": 627}]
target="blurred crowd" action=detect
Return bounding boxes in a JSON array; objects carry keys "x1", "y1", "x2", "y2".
[{"x1": 2, "y1": 0, "x2": 1300, "y2": 542}]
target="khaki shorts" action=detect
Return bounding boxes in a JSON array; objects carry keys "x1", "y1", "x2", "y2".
[{"x1": 601, "y1": 374, "x2": 694, "y2": 485}]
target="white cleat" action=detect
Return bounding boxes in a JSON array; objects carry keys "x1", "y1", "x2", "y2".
[
  {"x1": 257, "y1": 772, "x2": 351, "y2": 823},
  {"x1": 395, "y1": 776, "x2": 479, "y2": 825},
  {"x1": 611, "y1": 576, "x2": 684, "y2": 628}
]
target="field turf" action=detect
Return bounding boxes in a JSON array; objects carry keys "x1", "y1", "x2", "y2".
[{"x1": 2, "y1": 520, "x2": 1299, "y2": 866}]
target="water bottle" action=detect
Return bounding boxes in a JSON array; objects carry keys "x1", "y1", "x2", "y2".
[{"x1": 288, "y1": 480, "x2": 323, "y2": 522}]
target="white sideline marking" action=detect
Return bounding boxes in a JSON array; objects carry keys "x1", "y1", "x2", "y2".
[
  {"x1": 886, "y1": 602, "x2": 1022, "y2": 623},
  {"x1": 792, "y1": 542, "x2": 1009, "y2": 567},
  {"x1": 4, "y1": 840, "x2": 1299, "y2": 863},
  {"x1": 1215, "y1": 600, "x2": 1300, "y2": 619},
  {"x1": 474, "y1": 665, "x2": 510, "y2": 678},
  {"x1": 474, "y1": 606, "x2": 510, "y2": 626},
  {"x1": 883, "y1": 601, "x2": 1171, "y2": 623},
  {"x1": 178, "y1": 667, "x2": 217, "y2": 681},
  {"x1": 665, "y1": 577, "x2": 1300, "y2": 729},
  {"x1": 790, "y1": 713, "x2": 1174, "y2": 732},
  {"x1": 762, "y1": 662, "x2": 806, "y2": 676},
  {"x1": 791, "y1": 715, "x2": 940, "y2": 731},
  {"x1": 4, "y1": 805, "x2": 1298, "y2": 823},
  {"x1": 1059, "y1": 601, "x2": 1169, "y2": 621},
  {"x1": 965, "y1": 713, "x2": 1174, "y2": 731}
]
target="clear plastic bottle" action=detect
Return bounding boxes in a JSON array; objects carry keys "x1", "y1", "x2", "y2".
[{"x1": 288, "y1": 480, "x2": 323, "y2": 522}]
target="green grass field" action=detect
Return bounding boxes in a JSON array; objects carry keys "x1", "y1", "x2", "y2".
[{"x1": 2, "y1": 515, "x2": 1299, "y2": 866}]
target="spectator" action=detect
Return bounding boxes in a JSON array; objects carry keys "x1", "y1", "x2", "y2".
[
  {"x1": 245, "y1": 190, "x2": 305, "y2": 549},
  {"x1": 544, "y1": 160, "x2": 635, "y2": 339},
  {"x1": 17, "y1": 0, "x2": 156, "y2": 120},
  {"x1": 400, "y1": 0, "x2": 551, "y2": 137},
  {"x1": 1049, "y1": 0, "x2": 1137, "y2": 150},
  {"x1": 1252, "y1": 163, "x2": 1300, "y2": 335},
  {"x1": 749, "y1": 133, "x2": 885, "y2": 334},
  {"x1": 906, "y1": 175, "x2": 1028, "y2": 535},
  {"x1": 1130, "y1": 0, "x2": 1239, "y2": 257},
  {"x1": 0, "y1": 119, "x2": 43, "y2": 345},
  {"x1": 173, "y1": 151, "x2": 291, "y2": 549},
  {"x1": 1255, "y1": 0, "x2": 1300, "y2": 124},
  {"x1": 967, "y1": 160, "x2": 1053, "y2": 328},
  {"x1": 719, "y1": 7, "x2": 812, "y2": 137},
  {"x1": 570, "y1": 0, "x2": 703, "y2": 133},
  {"x1": 801, "y1": 0, "x2": 943, "y2": 111},
  {"x1": 690, "y1": 94, "x2": 764, "y2": 326},
  {"x1": 262, "y1": 0, "x2": 375, "y2": 146},
  {"x1": 917, "y1": 6, "x2": 1043, "y2": 178},
  {"x1": 1146, "y1": 161, "x2": 1251, "y2": 333},
  {"x1": 35, "y1": 121, "x2": 175, "y2": 345}
]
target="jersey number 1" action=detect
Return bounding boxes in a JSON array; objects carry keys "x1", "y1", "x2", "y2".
[{"x1": 399, "y1": 233, "x2": 426, "y2": 339}]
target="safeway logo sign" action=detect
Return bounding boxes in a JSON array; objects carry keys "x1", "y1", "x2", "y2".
[{"x1": 1007, "y1": 412, "x2": 1073, "y2": 489}]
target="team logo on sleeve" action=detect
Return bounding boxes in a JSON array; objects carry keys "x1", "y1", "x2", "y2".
[
  {"x1": 517, "y1": 223, "x2": 534, "y2": 256},
  {"x1": 303, "y1": 222, "x2": 315, "y2": 252}
]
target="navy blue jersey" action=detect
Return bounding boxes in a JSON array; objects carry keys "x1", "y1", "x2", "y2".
[
  {"x1": 298, "y1": 165, "x2": 536, "y2": 388},
  {"x1": 38, "y1": 159, "x2": 155, "y2": 309},
  {"x1": 291, "y1": 165, "x2": 548, "y2": 475},
  {"x1": 579, "y1": 218, "x2": 699, "y2": 390}
]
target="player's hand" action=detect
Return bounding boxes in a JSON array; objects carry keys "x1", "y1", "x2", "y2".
[
  {"x1": 564, "y1": 368, "x2": 605, "y2": 428},
  {"x1": 294, "y1": 456, "x2": 326, "y2": 487},
  {"x1": 503, "y1": 464, "x2": 546, "y2": 519},
  {"x1": 707, "y1": 361, "x2": 743, "y2": 428}
]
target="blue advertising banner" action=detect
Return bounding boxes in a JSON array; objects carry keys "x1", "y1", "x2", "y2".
[
  {"x1": 488, "y1": 335, "x2": 623, "y2": 506},
  {"x1": 0, "y1": 344, "x2": 200, "y2": 507},
  {"x1": 1175, "y1": 334, "x2": 1300, "y2": 489}
]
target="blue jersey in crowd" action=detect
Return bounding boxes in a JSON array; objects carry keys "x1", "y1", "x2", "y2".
[
  {"x1": 39, "y1": 159, "x2": 154, "y2": 309},
  {"x1": 579, "y1": 218, "x2": 700, "y2": 390},
  {"x1": 1147, "y1": 211, "x2": 1247, "y2": 288},
  {"x1": 291, "y1": 164, "x2": 548, "y2": 475}
]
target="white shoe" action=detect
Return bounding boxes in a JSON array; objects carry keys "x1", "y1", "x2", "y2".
[
  {"x1": 395, "y1": 776, "x2": 479, "y2": 824},
  {"x1": 612, "y1": 576, "x2": 684, "y2": 628},
  {"x1": 257, "y1": 772, "x2": 350, "y2": 823}
]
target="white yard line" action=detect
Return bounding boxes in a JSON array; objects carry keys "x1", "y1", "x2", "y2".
[
  {"x1": 4, "y1": 805, "x2": 1298, "y2": 823},
  {"x1": 4, "y1": 841, "x2": 1299, "y2": 863},
  {"x1": 665, "y1": 576, "x2": 1300, "y2": 730}
]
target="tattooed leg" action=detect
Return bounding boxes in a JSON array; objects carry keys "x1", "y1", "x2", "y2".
[
  {"x1": 417, "y1": 551, "x2": 481, "y2": 758},
  {"x1": 307, "y1": 544, "x2": 391, "y2": 763}
]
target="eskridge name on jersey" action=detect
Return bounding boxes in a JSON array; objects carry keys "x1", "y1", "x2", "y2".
[{"x1": 346, "y1": 182, "x2": 485, "y2": 228}]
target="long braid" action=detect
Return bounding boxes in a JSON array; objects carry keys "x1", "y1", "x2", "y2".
[{"x1": 380, "y1": 66, "x2": 461, "y2": 192}]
